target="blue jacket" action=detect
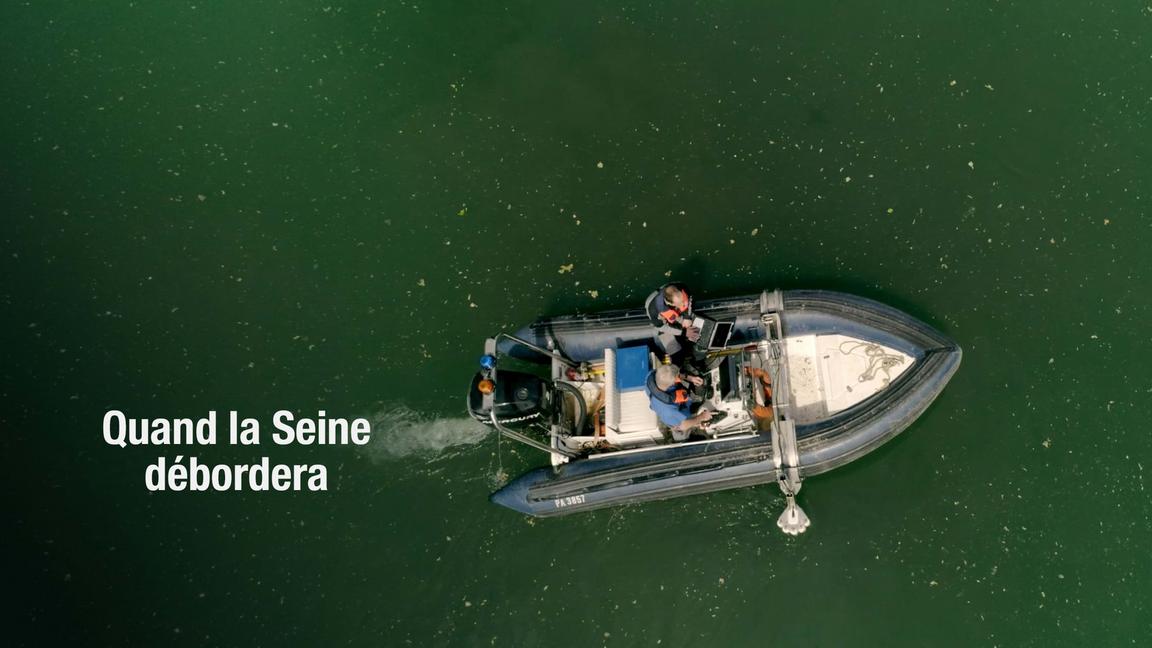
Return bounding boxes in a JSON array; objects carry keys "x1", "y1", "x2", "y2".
[{"x1": 646, "y1": 370, "x2": 691, "y2": 426}]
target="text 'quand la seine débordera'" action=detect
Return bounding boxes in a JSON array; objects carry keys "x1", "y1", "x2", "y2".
[{"x1": 102, "y1": 410, "x2": 372, "y2": 492}]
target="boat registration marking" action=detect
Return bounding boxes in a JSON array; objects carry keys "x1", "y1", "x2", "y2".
[{"x1": 553, "y1": 494, "x2": 586, "y2": 508}]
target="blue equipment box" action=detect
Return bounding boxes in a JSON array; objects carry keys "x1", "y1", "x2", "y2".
[{"x1": 615, "y1": 346, "x2": 651, "y2": 391}]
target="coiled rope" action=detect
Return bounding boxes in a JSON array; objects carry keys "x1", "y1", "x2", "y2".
[{"x1": 838, "y1": 341, "x2": 905, "y2": 384}]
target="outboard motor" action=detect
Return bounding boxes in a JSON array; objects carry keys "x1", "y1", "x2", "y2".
[{"x1": 467, "y1": 370, "x2": 553, "y2": 428}]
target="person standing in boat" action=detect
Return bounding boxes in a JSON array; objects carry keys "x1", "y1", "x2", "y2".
[
  {"x1": 646, "y1": 364, "x2": 714, "y2": 442},
  {"x1": 644, "y1": 282, "x2": 704, "y2": 368}
]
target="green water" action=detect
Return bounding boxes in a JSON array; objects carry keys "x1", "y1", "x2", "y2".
[{"x1": 5, "y1": 0, "x2": 1149, "y2": 645}]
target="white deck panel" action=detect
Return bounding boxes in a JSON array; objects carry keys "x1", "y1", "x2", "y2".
[
  {"x1": 817, "y1": 335, "x2": 912, "y2": 413},
  {"x1": 785, "y1": 335, "x2": 824, "y2": 412},
  {"x1": 786, "y1": 334, "x2": 914, "y2": 420}
]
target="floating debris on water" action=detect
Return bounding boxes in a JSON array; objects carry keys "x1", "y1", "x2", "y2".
[{"x1": 558, "y1": 263, "x2": 574, "y2": 274}]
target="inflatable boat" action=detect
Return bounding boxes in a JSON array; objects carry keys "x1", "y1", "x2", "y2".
[{"x1": 466, "y1": 289, "x2": 961, "y2": 533}]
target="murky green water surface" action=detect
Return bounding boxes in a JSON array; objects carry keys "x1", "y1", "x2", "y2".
[{"x1": 5, "y1": 1, "x2": 1149, "y2": 645}]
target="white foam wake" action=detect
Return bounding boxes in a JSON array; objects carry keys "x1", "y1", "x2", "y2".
[{"x1": 360, "y1": 405, "x2": 491, "y2": 461}]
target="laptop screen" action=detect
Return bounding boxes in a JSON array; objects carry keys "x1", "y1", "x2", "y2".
[{"x1": 709, "y1": 321, "x2": 734, "y2": 348}]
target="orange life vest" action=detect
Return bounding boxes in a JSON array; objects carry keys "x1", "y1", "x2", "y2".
[{"x1": 658, "y1": 288, "x2": 691, "y2": 324}]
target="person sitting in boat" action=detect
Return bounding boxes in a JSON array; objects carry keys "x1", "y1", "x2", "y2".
[
  {"x1": 644, "y1": 282, "x2": 705, "y2": 369},
  {"x1": 646, "y1": 364, "x2": 714, "y2": 442}
]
